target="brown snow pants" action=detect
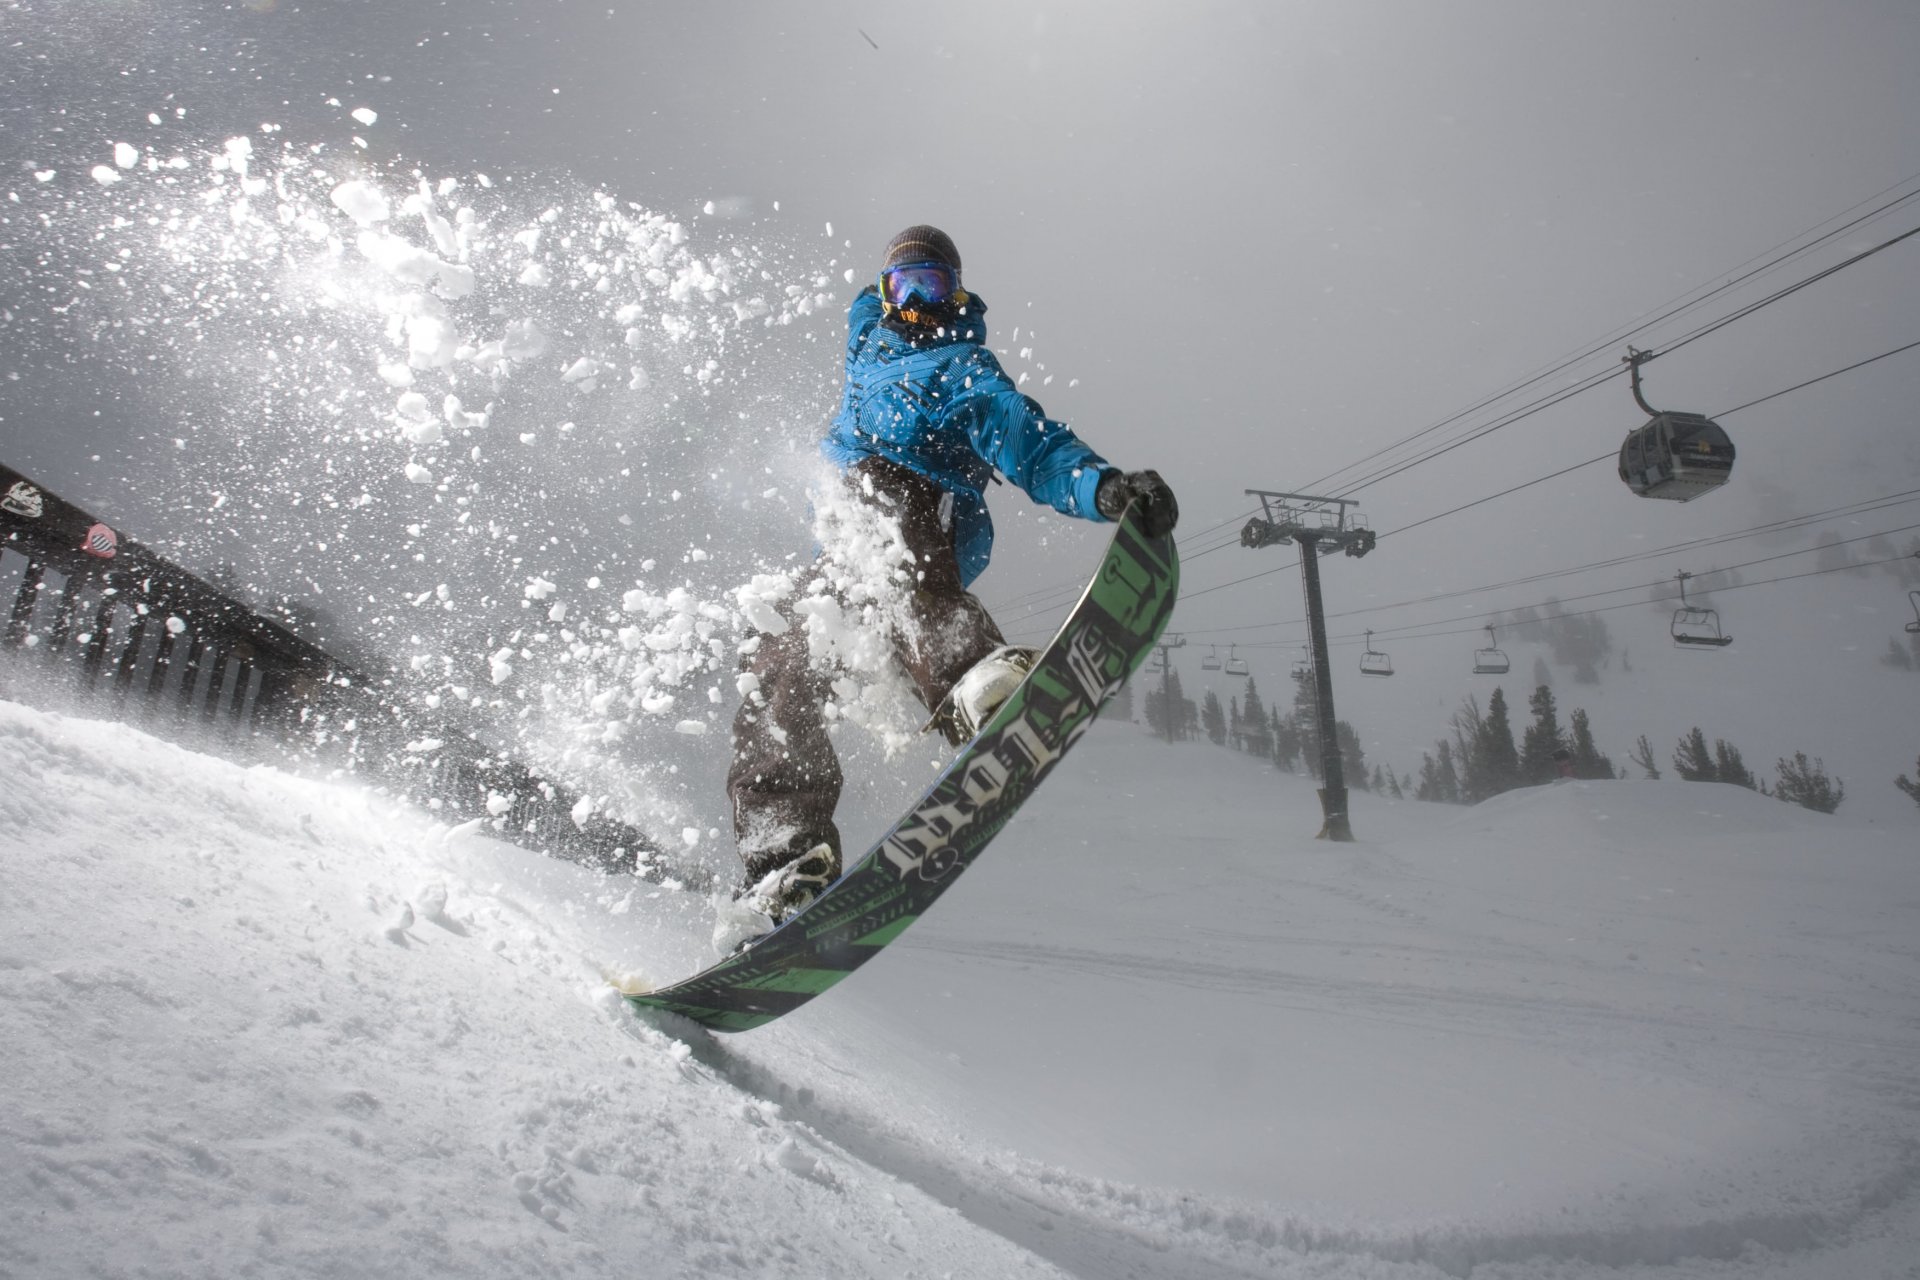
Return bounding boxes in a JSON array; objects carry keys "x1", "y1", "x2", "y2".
[{"x1": 726, "y1": 457, "x2": 1005, "y2": 883}]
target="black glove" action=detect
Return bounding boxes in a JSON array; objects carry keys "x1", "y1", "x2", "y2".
[{"x1": 1095, "y1": 469, "x2": 1179, "y2": 537}]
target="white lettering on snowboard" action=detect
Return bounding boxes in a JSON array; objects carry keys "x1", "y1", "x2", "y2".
[{"x1": 878, "y1": 624, "x2": 1122, "y2": 883}]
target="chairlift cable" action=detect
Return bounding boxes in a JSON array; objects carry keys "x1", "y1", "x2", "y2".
[
  {"x1": 1175, "y1": 498, "x2": 1920, "y2": 645},
  {"x1": 1714, "y1": 336, "x2": 1920, "y2": 418},
  {"x1": 1336, "y1": 520, "x2": 1920, "y2": 646},
  {"x1": 1324, "y1": 220, "x2": 1920, "y2": 500},
  {"x1": 1299, "y1": 179, "x2": 1920, "y2": 495},
  {"x1": 1004, "y1": 228, "x2": 1920, "y2": 632},
  {"x1": 1307, "y1": 546, "x2": 1920, "y2": 651}
]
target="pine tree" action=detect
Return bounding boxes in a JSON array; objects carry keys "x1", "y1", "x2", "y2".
[
  {"x1": 1519, "y1": 685, "x2": 1566, "y2": 783},
  {"x1": 1144, "y1": 687, "x2": 1168, "y2": 738},
  {"x1": 1272, "y1": 713, "x2": 1301, "y2": 773},
  {"x1": 1417, "y1": 739, "x2": 1463, "y2": 804},
  {"x1": 1566, "y1": 709, "x2": 1615, "y2": 780},
  {"x1": 1337, "y1": 720, "x2": 1368, "y2": 788},
  {"x1": 1774, "y1": 752, "x2": 1845, "y2": 812},
  {"x1": 1628, "y1": 733, "x2": 1661, "y2": 780},
  {"x1": 1241, "y1": 677, "x2": 1270, "y2": 757},
  {"x1": 1673, "y1": 727, "x2": 1715, "y2": 782},
  {"x1": 1387, "y1": 770, "x2": 1405, "y2": 800},
  {"x1": 1713, "y1": 738, "x2": 1758, "y2": 790},
  {"x1": 1470, "y1": 687, "x2": 1522, "y2": 800},
  {"x1": 1897, "y1": 756, "x2": 1920, "y2": 809},
  {"x1": 1228, "y1": 696, "x2": 1242, "y2": 750},
  {"x1": 1201, "y1": 690, "x2": 1227, "y2": 745}
]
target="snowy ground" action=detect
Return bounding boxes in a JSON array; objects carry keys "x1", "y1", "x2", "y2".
[{"x1": 3, "y1": 696, "x2": 1918, "y2": 1279}]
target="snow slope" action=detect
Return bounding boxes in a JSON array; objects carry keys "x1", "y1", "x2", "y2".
[{"x1": 3, "y1": 697, "x2": 1919, "y2": 1279}]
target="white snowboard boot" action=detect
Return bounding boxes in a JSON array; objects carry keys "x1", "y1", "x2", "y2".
[
  {"x1": 946, "y1": 645, "x2": 1041, "y2": 742},
  {"x1": 710, "y1": 841, "x2": 841, "y2": 953}
]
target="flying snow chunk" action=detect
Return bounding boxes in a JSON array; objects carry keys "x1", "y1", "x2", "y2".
[
  {"x1": 351, "y1": 107, "x2": 379, "y2": 126},
  {"x1": 681, "y1": 827, "x2": 702, "y2": 847},
  {"x1": 404, "y1": 462, "x2": 434, "y2": 485},
  {"x1": 570, "y1": 796, "x2": 596, "y2": 828},
  {"x1": 488, "y1": 648, "x2": 515, "y2": 685},
  {"x1": 89, "y1": 165, "x2": 120, "y2": 186},
  {"x1": 501, "y1": 319, "x2": 548, "y2": 361},
  {"x1": 113, "y1": 142, "x2": 138, "y2": 169},
  {"x1": 674, "y1": 720, "x2": 708, "y2": 737},
  {"x1": 329, "y1": 179, "x2": 390, "y2": 226}
]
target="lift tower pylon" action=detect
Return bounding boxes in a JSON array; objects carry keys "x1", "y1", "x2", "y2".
[{"x1": 1241, "y1": 491, "x2": 1377, "y2": 842}]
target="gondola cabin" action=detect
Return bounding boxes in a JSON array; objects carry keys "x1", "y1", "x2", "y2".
[{"x1": 1619, "y1": 411, "x2": 1736, "y2": 501}]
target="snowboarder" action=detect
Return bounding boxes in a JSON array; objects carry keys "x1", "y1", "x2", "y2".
[{"x1": 720, "y1": 225, "x2": 1178, "y2": 945}]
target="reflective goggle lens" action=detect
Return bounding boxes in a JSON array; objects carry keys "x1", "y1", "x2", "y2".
[{"x1": 880, "y1": 262, "x2": 959, "y2": 308}]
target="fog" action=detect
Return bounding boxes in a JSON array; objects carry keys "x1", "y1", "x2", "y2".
[{"x1": 4, "y1": 0, "x2": 1918, "y2": 809}]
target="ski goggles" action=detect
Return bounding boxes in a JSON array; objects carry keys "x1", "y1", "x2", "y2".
[{"x1": 878, "y1": 261, "x2": 963, "y2": 310}]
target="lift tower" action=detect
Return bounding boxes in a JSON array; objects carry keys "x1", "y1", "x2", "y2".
[
  {"x1": 1147, "y1": 632, "x2": 1186, "y2": 743},
  {"x1": 1241, "y1": 491, "x2": 1377, "y2": 841}
]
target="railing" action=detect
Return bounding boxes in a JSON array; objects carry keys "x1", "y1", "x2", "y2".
[{"x1": 1, "y1": 461, "x2": 679, "y2": 882}]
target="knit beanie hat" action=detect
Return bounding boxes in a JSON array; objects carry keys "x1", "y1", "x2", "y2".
[{"x1": 881, "y1": 225, "x2": 961, "y2": 272}]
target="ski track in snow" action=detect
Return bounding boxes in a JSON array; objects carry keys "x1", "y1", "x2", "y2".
[{"x1": 3, "y1": 697, "x2": 1920, "y2": 1279}]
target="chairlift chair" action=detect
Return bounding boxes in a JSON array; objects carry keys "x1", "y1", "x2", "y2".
[
  {"x1": 1224, "y1": 644, "x2": 1250, "y2": 677},
  {"x1": 1359, "y1": 630, "x2": 1394, "y2": 677},
  {"x1": 1617, "y1": 348, "x2": 1735, "y2": 501},
  {"x1": 1201, "y1": 645, "x2": 1222, "y2": 672},
  {"x1": 1670, "y1": 571, "x2": 1733, "y2": 648},
  {"x1": 1472, "y1": 625, "x2": 1511, "y2": 675},
  {"x1": 1289, "y1": 648, "x2": 1311, "y2": 681},
  {"x1": 1907, "y1": 590, "x2": 1920, "y2": 636}
]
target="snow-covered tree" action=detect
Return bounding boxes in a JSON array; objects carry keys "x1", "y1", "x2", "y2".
[
  {"x1": 1519, "y1": 685, "x2": 1565, "y2": 784},
  {"x1": 1456, "y1": 688, "x2": 1520, "y2": 802},
  {"x1": 1774, "y1": 752, "x2": 1844, "y2": 813},
  {"x1": 1673, "y1": 727, "x2": 1715, "y2": 782},
  {"x1": 1897, "y1": 756, "x2": 1920, "y2": 809},
  {"x1": 1200, "y1": 690, "x2": 1226, "y2": 745},
  {"x1": 1628, "y1": 733, "x2": 1661, "y2": 780},
  {"x1": 1566, "y1": 709, "x2": 1615, "y2": 780},
  {"x1": 1714, "y1": 739, "x2": 1759, "y2": 791},
  {"x1": 1416, "y1": 739, "x2": 1462, "y2": 804}
]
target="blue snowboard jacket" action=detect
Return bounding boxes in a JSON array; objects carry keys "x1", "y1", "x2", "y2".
[{"x1": 821, "y1": 288, "x2": 1112, "y2": 588}]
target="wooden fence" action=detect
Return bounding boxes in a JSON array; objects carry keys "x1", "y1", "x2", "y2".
[{"x1": 1, "y1": 461, "x2": 678, "y2": 880}]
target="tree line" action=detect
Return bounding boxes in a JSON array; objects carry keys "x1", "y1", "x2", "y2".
[{"x1": 1147, "y1": 669, "x2": 1892, "y2": 815}]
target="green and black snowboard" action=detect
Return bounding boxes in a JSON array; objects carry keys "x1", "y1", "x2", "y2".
[{"x1": 620, "y1": 502, "x2": 1178, "y2": 1032}]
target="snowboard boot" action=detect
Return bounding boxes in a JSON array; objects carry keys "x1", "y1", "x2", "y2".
[
  {"x1": 711, "y1": 839, "x2": 841, "y2": 953},
  {"x1": 932, "y1": 645, "x2": 1041, "y2": 745}
]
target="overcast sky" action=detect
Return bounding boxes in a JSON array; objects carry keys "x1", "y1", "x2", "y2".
[{"x1": 5, "y1": 0, "x2": 1918, "y2": 668}]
